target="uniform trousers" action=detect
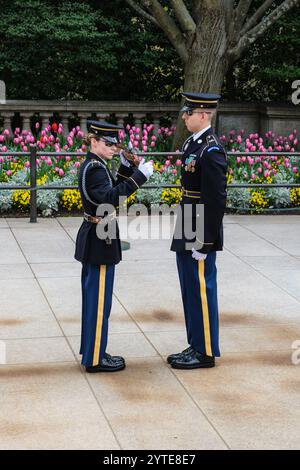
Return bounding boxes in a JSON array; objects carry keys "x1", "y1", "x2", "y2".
[
  {"x1": 176, "y1": 251, "x2": 220, "y2": 357},
  {"x1": 80, "y1": 263, "x2": 115, "y2": 366}
]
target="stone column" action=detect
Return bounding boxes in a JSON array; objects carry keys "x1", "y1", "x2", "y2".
[
  {"x1": 60, "y1": 113, "x2": 70, "y2": 137},
  {"x1": 133, "y1": 113, "x2": 144, "y2": 132},
  {"x1": 153, "y1": 117, "x2": 160, "y2": 136},
  {"x1": 2, "y1": 112, "x2": 14, "y2": 135},
  {"x1": 117, "y1": 114, "x2": 127, "y2": 127},
  {"x1": 39, "y1": 113, "x2": 52, "y2": 131},
  {"x1": 78, "y1": 113, "x2": 90, "y2": 134},
  {"x1": 96, "y1": 113, "x2": 109, "y2": 122}
]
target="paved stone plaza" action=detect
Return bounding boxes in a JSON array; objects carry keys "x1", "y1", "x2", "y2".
[{"x1": 0, "y1": 214, "x2": 300, "y2": 450}]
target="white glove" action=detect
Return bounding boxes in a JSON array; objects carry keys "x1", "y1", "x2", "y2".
[
  {"x1": 120, "y1": 151, "x2": 131, "y2": 168},
  {"x1": 138, "y1": 159, "x2": 154, "y2": 179},
  {"x1": 191, "y1": 248, "x2": 207, "y2": 261}
]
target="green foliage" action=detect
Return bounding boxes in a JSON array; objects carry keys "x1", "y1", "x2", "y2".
[
  {"x1": 0, "y1": 0, "x2": 181, "y2": 100},
  {"x1": 225, "y1": 3, "x2": 300, "y2": 101},
  {"x1": 0, "y1": 0, "x2": 299, "y2": 102}
]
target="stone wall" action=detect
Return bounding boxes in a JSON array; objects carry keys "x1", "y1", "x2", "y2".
[{"x1": 0, "y1": 100, "x2": 299, "y2": 136}]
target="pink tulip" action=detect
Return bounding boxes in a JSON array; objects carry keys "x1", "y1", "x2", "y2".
[
  {"x1": 59, "y1": 169, "x2": 64, "y2": 177},
  {"x1": 172, "y1": 169, "x2": 177, "y2": 175},
  {"x1": 150, "y1": 141, "x2": 155, "y2": 148},
  {"x1": 257, "y1": 167, "x2": 262, "y2": 174},
  {"x1": 6, "y1": 170, "x2": 12, "y2": 176},
  {"x1": 176, "y1": 159, "x2": 181, "y2": 166},
  {"x1": 75, "y1": 162, "x2": 81, "y2": 168},
  {"x1": 165, "y1": 160, "x2": 171, "y2": 167},
  {"x1": 292, "y1": 167, "x2": 298, "y2": 173}
]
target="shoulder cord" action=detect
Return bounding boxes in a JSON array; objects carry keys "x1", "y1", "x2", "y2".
[
  {"x1": 81, "y1": 160, "x2": 113, "y2": 207},
  {"x1": 181, "y1": 135, "x2": 193, "y2": 152}
]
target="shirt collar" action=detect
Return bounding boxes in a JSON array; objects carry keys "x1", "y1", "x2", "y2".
[
  {"x1": 89, "y1": 151, "x2": 107, "y2": 166},
  {"x1": 193, "y1": 126, "x2": 211, "y2": 141}
]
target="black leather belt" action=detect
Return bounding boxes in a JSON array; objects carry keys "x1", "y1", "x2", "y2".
[
  {"x1": 83, "y1": 212, "x2": 117, "y2": 224},
  {"x1": 83, "y1": 213, "x2": 102, "y2": 224},
  {"x1": 83, "y1": 212, "x2": 116, "y2": 245},
  {"x1": 182, "y1": 189, "x2": 201, "y2": 198}
]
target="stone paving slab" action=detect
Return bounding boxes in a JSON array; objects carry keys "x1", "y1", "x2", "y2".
[
  {"x1": 172, "y1": 350, "x2": 300, "y2": 450},
  {"x1": 86, "y1": 358, "x2": 227, "y2": 450},
  {"x1": 0, "y1": 363, "x2": 119, "y2": 450}
]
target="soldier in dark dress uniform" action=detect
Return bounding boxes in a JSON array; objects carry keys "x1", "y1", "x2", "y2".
[
  {"x1": 75, "y1": 120, "x2": 153, "y2": 372},
  {"x1": 169, "y1": 92, "x2": 227, "y2": 369}
]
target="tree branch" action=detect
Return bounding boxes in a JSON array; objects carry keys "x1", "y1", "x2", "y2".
[
  {"x1": 229, "y1": 0, "x2": 300, "y2": 63},
  {"x1": 169, "y1": 0, "x2": 196, "y2": 34},
  {"x1": 141, "y1": 0, "x2": 189, "y2": 63},
  {"x1": 234, "y1": 0, "x2": 253, "y2": 32},
  {"x1": 124, "y1": 0, "x2": 159, "y2": 26},
  {"x1": 240, "y1": 0, "x2": 275, "y2": 36}
]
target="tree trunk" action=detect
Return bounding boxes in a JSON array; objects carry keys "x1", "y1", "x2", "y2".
[{"x1": 172, "y1": 2, "x2": 231, "y2": 150}]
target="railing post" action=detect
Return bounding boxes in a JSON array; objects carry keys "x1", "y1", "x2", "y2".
[{"x1": 30, "y1": 144, "x2": 37, "y2": 223}]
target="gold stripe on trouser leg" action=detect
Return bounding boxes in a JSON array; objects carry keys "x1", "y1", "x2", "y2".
[
  {"x1": 93, "y1": 265, "x2": 106, "y2": 366},
  {"x1": 198, "y1": 260, "x2": 212, "y2": 356}
]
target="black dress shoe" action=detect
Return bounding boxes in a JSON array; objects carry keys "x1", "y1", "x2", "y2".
[
  {"x1": 170, "y1": 350, "x2": 215, "y2": 369},
  {"x1": 104, "y1": 352, "x2": 125, "y2": 364},
  {"x1": 85, "y1": 355, "x2": 126, "y2": 373},
  {"x1": 167, "y1": 346, "x2": 194, "y2": 364}
]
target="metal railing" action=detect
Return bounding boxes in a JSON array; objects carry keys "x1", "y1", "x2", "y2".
[{"x1": 0, "y1": 145, "x2": 299, "y2": 222}]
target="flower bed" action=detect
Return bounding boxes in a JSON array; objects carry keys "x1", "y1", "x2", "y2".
[
  {"x1": 223, "y1": 130, "x2": 300, "y2": 211},
  {"x1": 0, "y1": 124, "x2": 299, "y2": 215}
]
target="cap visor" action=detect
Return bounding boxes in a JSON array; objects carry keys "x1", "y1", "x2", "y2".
[
  {"x1": 181, "y1": 105, "x2": 192, "y2": 113},
  {"x1": 102, "y1": 136, "x2": 118, "y2": 144}
]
